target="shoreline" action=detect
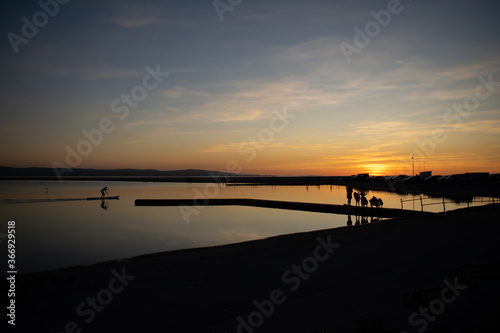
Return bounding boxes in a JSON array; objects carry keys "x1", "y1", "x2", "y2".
[
  {"x1": 13, "y1": 203, "x2": 500, "y2": 332},
  {"x1": 2, "y1": 175, "x2": 499, "y2": 199}
]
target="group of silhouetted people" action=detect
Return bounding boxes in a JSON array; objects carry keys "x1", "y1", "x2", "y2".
[
  {"x1": 369, "y1": 195, "x2": 383, "y2": 208},
  {"x1": 345, "y1": 186, "x2": 384, "y2": 227},
  {"x1": 346, "y1": 186, "x2": 383, "y2": 208}
]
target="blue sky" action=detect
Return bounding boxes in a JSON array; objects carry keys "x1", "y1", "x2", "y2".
[{"x1": 1, "y1": 0, "x2": 499, "y2": 175}]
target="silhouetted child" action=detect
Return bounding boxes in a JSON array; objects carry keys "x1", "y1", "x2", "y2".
[
  {"x1": 354, "y1": 192, "x2": 360, "y2": 206},
  {"x1": 360, "y1": 191, "x2": 368, "y2": 207}
]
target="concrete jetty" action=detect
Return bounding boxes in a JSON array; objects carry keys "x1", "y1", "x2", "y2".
[{"x1": 135, "y1": 198, "x2": 435, "y2": 217}]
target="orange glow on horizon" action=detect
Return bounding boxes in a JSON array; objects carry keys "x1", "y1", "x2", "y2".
[{"x1": 6, "y1": 147, "x2": 499, "y2": 177}]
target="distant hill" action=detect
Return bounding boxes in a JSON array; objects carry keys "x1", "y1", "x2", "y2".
[{"x1": 0, "y1": 166, "x2": 240, "y2": 178}]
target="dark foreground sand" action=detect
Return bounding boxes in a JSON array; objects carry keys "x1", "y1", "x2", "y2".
[{"x1": 12, "y1": 204, "x2": 500, "y2": 332}]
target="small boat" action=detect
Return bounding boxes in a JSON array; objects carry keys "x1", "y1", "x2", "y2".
[{"x1": 86, "y1": 196, "x2": 120, "y2": 200}]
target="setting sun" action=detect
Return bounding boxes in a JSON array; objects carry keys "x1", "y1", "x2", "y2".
[{"x1": 360, "y1": 163, "x2": 390, "y2": 176}]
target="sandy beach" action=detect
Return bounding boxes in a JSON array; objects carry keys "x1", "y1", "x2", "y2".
[{"x1": 10, "y1": 203, "x2": 499, "y2": 332}]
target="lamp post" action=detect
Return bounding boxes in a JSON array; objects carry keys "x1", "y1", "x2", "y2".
[{"x1": 411, "y1": 155, "x2": 414, "y2": 176}]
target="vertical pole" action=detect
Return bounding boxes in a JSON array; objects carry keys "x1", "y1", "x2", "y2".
[
  {"x1": 443, "y1": 197, "x2": 446, "y2": 212},
  {"x1": 420, "y1": 196, "x2": 423, "y2": 211},
  {"x1": 401, "y1": 198, "x2": 403, "y2": 210}
]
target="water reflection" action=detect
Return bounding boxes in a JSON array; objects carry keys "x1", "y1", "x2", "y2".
[
  {"x1": 0, "y1": 180, "x2": 495, "y2": 273},
  {"x1": 100, "y1": 199, "x2": 109, "y2": 210},
  {"x1": 347, "y1": 213, "x2": 384, "y2": 226}
]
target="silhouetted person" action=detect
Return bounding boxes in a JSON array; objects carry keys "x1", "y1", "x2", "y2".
[
  {"x1": 361, "y1": 216, "x2": 368, "y2": 224},
  {"x1": 100, "y1": 187, "x2": 109, "y2": 198},
  {"x1": 347, "y1": 215, "x2": 352, "y2": 226},
  {"x1": 346, "y1": 186, "x2": 353, "y2": 205},
  {"x1": 369, "y1": 196, "x2": 379, "y2": 208},
  {"x1": 361, "y1": 192, "x2": 368, "y2": 207},
  {"x1": 355, "y1": 215, "x2": 360, "y2": 225},
  {"x1": 354, "y1": 192, "x2": 360, "y2": 206},
  {"x1": 378, "y1": 198, "x2": 384, "y2": 208}
]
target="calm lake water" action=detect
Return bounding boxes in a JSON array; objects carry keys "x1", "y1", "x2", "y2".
[{"x1": 0, "y1": 180, "x2": 492, "y2": 273}]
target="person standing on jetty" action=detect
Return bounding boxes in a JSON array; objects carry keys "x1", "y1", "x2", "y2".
[
  {"x1": 354, "y1": 192, "x2": 361, "y2": 206},
  {"x1": 378, "y1": 197, "x2": 384, "y2": 208},
  {"x1": 100, "y1": 187, "x2": 109, "y2": 199},
  {"x1": 360, "y1": 191, "x2": 368, "y2": 207},
  {"x1": 346, "y1": 186, "x2": 353, "y2": 205},
  {"x1": 369, "y1": 196, "x2": 380, "y2": 208}
]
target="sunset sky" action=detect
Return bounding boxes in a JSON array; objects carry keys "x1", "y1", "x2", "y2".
[{"x1": 1, "y1": 0, "x2": 499, "y2": 176}]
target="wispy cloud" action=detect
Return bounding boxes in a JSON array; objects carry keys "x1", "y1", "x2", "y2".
[
  {"x1": 80, "y1": 67, "x2": 146, "y2": 80},
  {"x1": 109, "y1": 16, "x2": 159, "y2": 28},
  {"x1": 349, "y1": 121, "x2": 431, "y2": 140}
]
